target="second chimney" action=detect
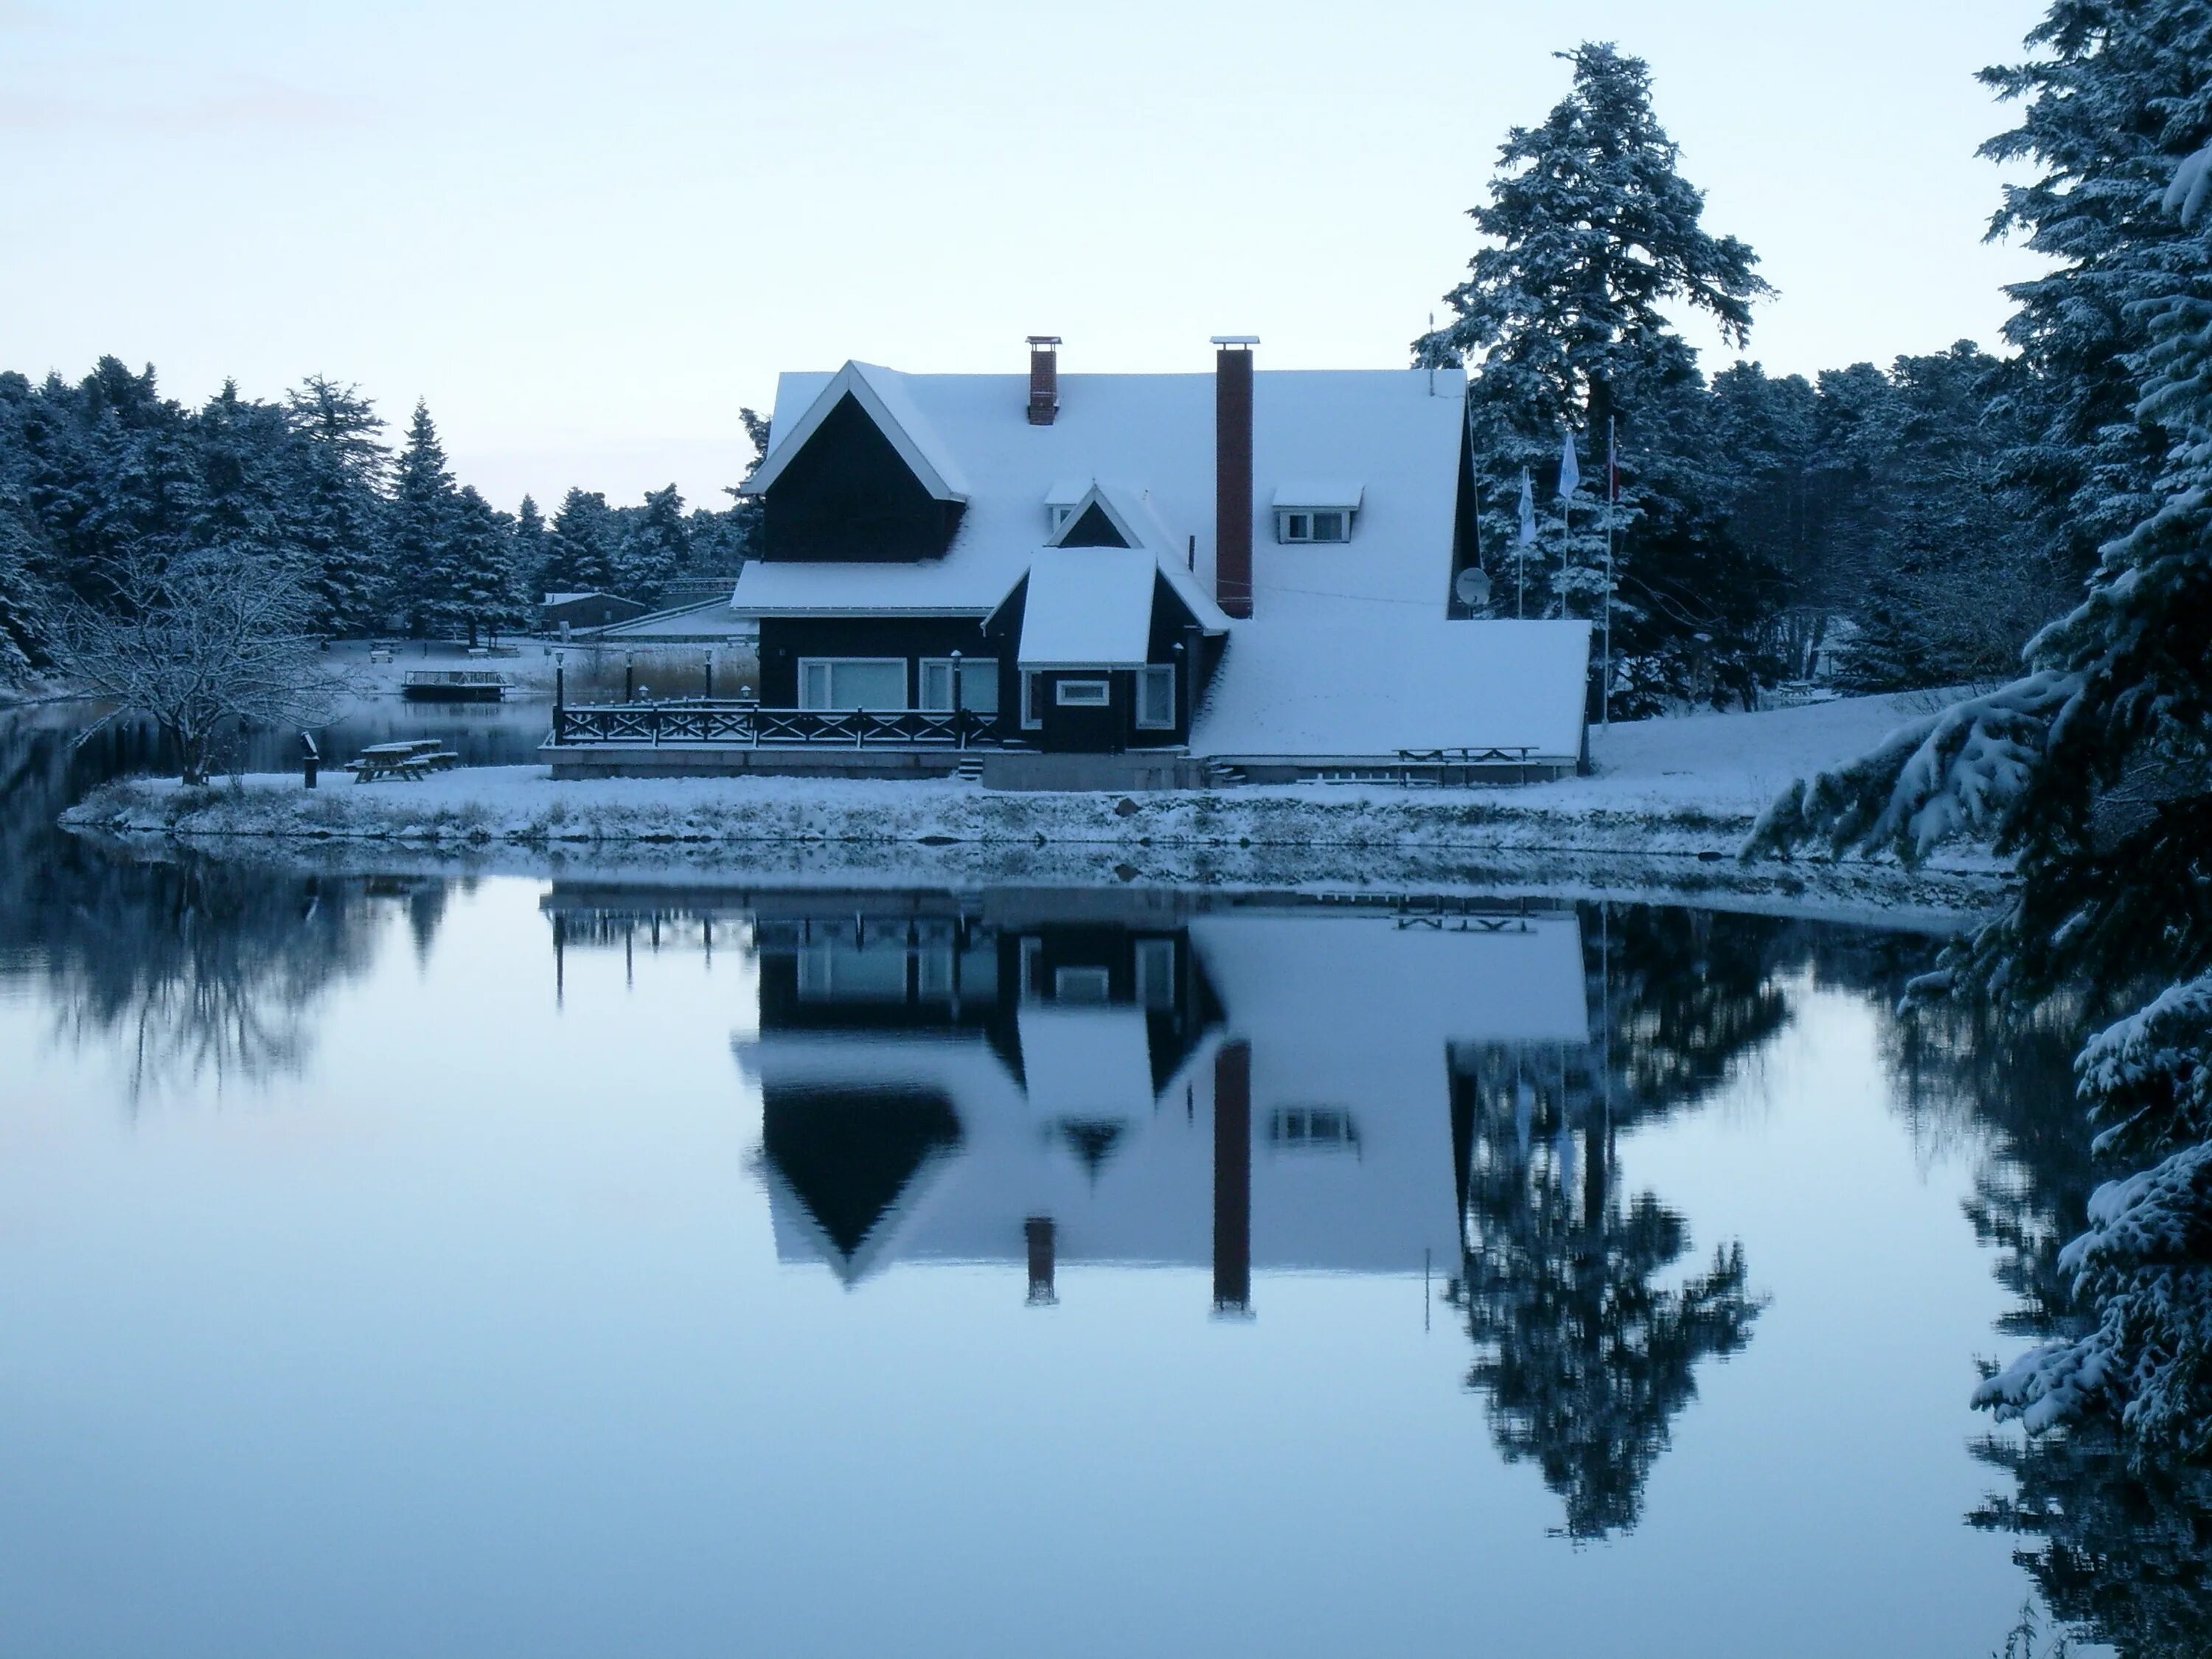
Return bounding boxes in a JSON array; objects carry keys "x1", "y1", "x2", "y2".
[
  {"x1": 1212, "y1": 335, "x2": 1256, "y2": 618},
  {"x1": 1027, "y1": 335, "x2": 1061, "y2": 425}
]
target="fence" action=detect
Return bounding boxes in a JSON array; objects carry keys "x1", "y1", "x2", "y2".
[{"x1": 551, "y1": 700, "x2": 1007, "y2": 749}]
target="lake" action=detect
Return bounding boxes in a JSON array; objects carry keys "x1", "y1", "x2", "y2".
[{"x1": 0, "y1": 706, "x2": 2189, "y2": 1658}]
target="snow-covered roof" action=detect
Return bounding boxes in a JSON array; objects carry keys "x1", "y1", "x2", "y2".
[
  {"x1": 543, "y1": 591, "x2": 602, "y2": 605},
  {"x1": 731, "y1": 363, "x2": 1466, "y2": 620},
  {"x1": 1016, "y1": 548, "x2": 1158, "y2": 668},
  {"x1": 591, "y1": 598, "x2": 759, "y2": 641},
  {"x1": 740, "y1": 361, "x2": 970, "y2": 503},
  {"x1": 1016, "y1": 1006, "x2": 1159, "y2": 1118},
  {"x1": 1192, "y1": 616, "x2": 1591, "y2": 762},
  {"x1": 1270, "y1": 481, "x2": 1364, "y2": 512}
]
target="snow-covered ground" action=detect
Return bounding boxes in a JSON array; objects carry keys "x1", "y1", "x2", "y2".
[{"x1": 60, "y1": 693, "x2": 2003, "y2": 914}]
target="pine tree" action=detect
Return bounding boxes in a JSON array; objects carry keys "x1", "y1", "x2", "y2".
[
  {"x1": 616, "y1": 483, "x2": 689, "y2": 603},
  {"x1": 444, "y1": 486, "x2": 515, "y2": 648},
  {"x1": 544, "y1": 488, "x2": 619, "y2": 593},
  {"x1": 1413, "y1": 42, "x2": 1772, "y2": 694},
  {"x1": 282, "y1": 376, "x2": 389, "y2": 636},
  {"x1": 511, "y1": 494, "x2": 550, "y2": 617},
  {"x1": 386, "y1": 400, "x2": 459, "y2": 636},
  {"x1": 1979, "y1": 0, "x2": 2212, "y2": 585},
  {"x1": 1747, "y1": 7, "x2": 2212, "y2": 1452}
]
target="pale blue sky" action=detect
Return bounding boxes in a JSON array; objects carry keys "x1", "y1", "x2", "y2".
[{"x1": 2, "y1": 0, "x2": 2048, "y2": 510}]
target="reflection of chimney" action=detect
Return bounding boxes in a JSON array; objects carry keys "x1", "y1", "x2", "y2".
[
  {"x1": 1027, "y1": 336, "x2": 1062, "y2": 425},
  {"x1": 1211, "y1": 1040, "x2": 1253, "y2": 1316},
  {"x1": 1211, "y1": 336, "x2": 1256, "y2": 617},
  {"x1": 1025, "y1": 1216, "x2": 1058, "y2": 1306}
]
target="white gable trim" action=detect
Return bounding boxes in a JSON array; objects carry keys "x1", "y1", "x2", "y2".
[
  {"x1": 739, "y1": 361, "x2": 969, "y2": 504},
  {"x1": 1045, "y1": 483, "x2": 1146, "y2": 549}
]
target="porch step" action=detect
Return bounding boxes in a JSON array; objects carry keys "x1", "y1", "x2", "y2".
[
  {"x1": 1205, "y1": 761, "x2": 1248, "y2": 788},
  {"x1": 953, "y1": 758, "x2": 984, "y2": 784}
]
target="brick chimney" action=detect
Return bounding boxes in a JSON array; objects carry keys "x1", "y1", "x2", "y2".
[
  {"x1": 1027, "y1": 335, "x2": 1061, "y2": 425},
  {"x1": 1211, "y1": 336, "x2": 1256, "y2": 617}
]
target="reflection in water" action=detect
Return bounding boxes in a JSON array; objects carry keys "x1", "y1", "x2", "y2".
[
  {"x1": 0, "y1": 710, "x2": 445, "y2": 1096},
  {"x1": 548, "y1": 885, "x2": 1767, "y2": 1537},
  {"x1": 9, "y1": 706, "x2": 2207, "y2": 1649}
]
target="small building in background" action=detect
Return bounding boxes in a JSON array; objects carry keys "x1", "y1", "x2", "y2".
[{"x1": 539, "y1": 591, "x2": 649, "y2": 633}]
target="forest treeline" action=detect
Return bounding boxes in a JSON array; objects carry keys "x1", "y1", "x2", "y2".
[{"x1": 0, "y1": 366, "x2": 767, "y2": 659}]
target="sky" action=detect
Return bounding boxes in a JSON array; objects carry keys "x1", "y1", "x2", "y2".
[{"x1": 1, "y1": 0, "x2": 2052, "y2": 512}]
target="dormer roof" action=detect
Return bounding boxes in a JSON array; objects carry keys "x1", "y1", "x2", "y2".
[{"x1": 740, "y1": 360, "x2": 969, "y2": 503}]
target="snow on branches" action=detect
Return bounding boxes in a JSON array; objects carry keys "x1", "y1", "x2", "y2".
[
  {"x1": 1975, "y1": 1138, "x2": 2212, "y2": 1459},
  {"x1": 2079, "y1": 970, "x2": 2212, "y2": 1159},
  {"x1": 1742, "y1": 670, "x2": 2079, "y2": 864},
  {"x1": 41, "y1": 546, "x2": 349, "y2": 784}
]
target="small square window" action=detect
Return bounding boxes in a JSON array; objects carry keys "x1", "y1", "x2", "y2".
[
  {"x1": 1311, "y1": 511, "x2": 1346, "y2": 541},
  {"x1": 1284, "y1": 512, "x2": 1310, "y2": 540},
  {"x1": 1054, "y1": 965, "x2": 1111, "y2": 1003},
  {"x1": 1055, "y1": 679, "x2": 1110, "y2": 707}
]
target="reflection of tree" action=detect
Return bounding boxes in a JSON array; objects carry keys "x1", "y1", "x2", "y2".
[
  {"x1": 1971, "y1": 1424, "x2": 2212, "y2": 1659},
  {"x1": 1, "y1": 710, "x2": 402, "y2": 1099},
  {"x1": 1447, "y1": 1033, "x2": 1761, "y2": 1538}
]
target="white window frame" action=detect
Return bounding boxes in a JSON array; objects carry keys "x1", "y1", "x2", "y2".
[
  {"x1": 1020, "y1": 669, "x2": 1044, "y2": 730},
  {"x1": 919, "y1": 658, "x2": 956, "y2": 712},
  {"x1": 1054, "y1": 678, "x2": 1110, "y2": 708},
  {"x1": 1048, "y1": 504, "x2": 1076, "y2": 535},
  {"x1": 1275, "y1": 508, "x2": 1352, "y2": 544},
  {"x1": 797, "y1": 656, "x2": 908, "y2": 712},
  {"x1": 1135, "y1": 664, "x2": 1175, "y2": 730}
]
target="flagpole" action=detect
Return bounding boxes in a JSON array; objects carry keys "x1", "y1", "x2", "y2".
[{"x1": 1604, "y1": 415, "x2": 1615, "y2": 729}]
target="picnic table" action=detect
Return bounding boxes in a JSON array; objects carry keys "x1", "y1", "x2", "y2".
[{"x1": 346, "y1": 740, "x2": 462, "y2": 782}]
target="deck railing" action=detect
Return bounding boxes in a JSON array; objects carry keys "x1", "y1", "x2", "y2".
[{"x1": 551, "y1": 700, "x2": 1006, "y2": 749}]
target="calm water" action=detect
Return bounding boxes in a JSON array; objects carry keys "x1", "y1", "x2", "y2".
[{"x1": 0, "y1": 708, "x2": 2192, "y2": 1658}]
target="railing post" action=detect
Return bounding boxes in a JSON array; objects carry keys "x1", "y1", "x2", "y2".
[{"x1": 651, "y1": 701, "x2": 661, "y2": 746}]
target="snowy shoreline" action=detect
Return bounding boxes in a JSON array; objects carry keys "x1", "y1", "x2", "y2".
[{"x1": 55, "y1": 693, "x2": 2008, "y2": 914}]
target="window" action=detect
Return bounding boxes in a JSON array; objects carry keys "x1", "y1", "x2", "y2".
[
  {"x1": 798, "y1": 657, "x2": 906, "y2": 710},
  {"x1": 1276, "y1": 509, "x2": 1352, "y2": 543},
  {"x1": 1269, "y1": 1107, "x2": 1360, "y2": 1150},
  {"x1": 1133, "y1": 938, "x2": 1176, "y2": 1008},
  {"x1": 1020, "y1": 670, "x2": 1044, "y2": 730},
  {"x1": 920, "y1": 658, "x2": 1001, "y2": 714},
  {"x1": 1049, "y1": 504, "x2": 1076, "y2": 534},
  {"x1": 1054, "y1": 965, "x2": 1111, "y2": 1003},
  {"x1": 1055, "y1": 678, "x2": 1110, "y2": 707},
  {"x1": 1135, "y1": 665, "x2": 1175, "y2": 730}
]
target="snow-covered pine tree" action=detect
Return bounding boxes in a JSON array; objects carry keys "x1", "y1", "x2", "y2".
[
  {"x1": 282, "y1": 376, "x2": 389, "y2": 636},
  {"x1": 1979, "y1": 0, "x2": 2212, "y2": 587},
  {"x1": 511, "y1": 494, "x2": 550, "y2": 619},
  {"x1": 191, "y1": 380, "x2": 296, "y2": 563},
  {"x1": 445, "y1": 486, "x2": 516, "y2": 648},
  {"x1": 544, "y1": 489, "x2": 619, "y2": 594},
  {"x1": 1745, "y1": 10, "x2": 2212, "y2": 1453},
  {"x1": 1414, "y1": 41, "x2": 1770, "y2": 664},
  {"x1": 615, "y1": 484, "x2": 689, "y2": 604},
  {"x1": 386, "y1": 401, "x2": 460, "y2": 636}
]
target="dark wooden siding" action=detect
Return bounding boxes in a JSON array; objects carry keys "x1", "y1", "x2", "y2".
[
  {"x1": 757, "y1": 615, "x2": 1003, "y2": 724},
  {"x1": 759, "y1": 393, "x2": 963, "y2": 563}
]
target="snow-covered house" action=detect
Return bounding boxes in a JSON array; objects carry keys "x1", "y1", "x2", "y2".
[{"x1": 552, "y1": 339, "x2": 1591, "y2": 785}]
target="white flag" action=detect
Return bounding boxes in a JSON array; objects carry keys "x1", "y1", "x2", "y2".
[
  {"x1": 1517, "y1": 468, "x2": 1537, "y2": 546},
  {"x1": 1557, "y1": 430, "x2": 1581, "y2": 501}
]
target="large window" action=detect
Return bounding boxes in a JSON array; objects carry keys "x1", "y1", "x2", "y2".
[
  {"x1": 920, "y1": 657, "x2": 1000, "y2": 715},
  {"x1": 1135, "y1": 665, "x2": 1176, "y2": 729},
  {"x1": 798, "y1": 657, "x2": 906, "y2": 710}
]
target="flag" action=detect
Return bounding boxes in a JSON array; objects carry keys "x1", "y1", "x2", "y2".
[
  {"x1": 1517, "y1": 468, "x2": 1537, "y2": 546},
  {"x1": 1557, "y1": 429, "x2": 1581, "y2": 501}
]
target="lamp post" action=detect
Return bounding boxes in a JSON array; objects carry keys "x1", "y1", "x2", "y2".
[
  {"x1": 703, "y1": 650, "x2": 714, "y2": 701},
  {"x1": 554, "y1": 650, "x2": 566, "y2": 714},
  {"x1": 624, "y1": 650, "x2": 636, "y2": 703}
]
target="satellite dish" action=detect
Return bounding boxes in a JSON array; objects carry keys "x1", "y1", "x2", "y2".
[{"x1": 1455, "y1": 567, "x2": 1494, "y2": 610}]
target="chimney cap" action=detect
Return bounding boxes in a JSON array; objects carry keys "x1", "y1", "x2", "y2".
[
  {"x1": 1027, "y1": 335, "x2": 1062, "y2": 346},
  {"x1": 1209, "y1": 335, "x2": 1259, "y2": 347}
]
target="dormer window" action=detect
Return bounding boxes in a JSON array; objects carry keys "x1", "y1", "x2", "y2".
[
  {"x1": 1271, "y1": 481, "x2": 1363, "y2": 545},
  {"x1": 1049, "y1": 504, "x2": 1077, "y2": 534}
]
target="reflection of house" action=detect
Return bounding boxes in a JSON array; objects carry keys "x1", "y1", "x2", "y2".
[{"x1": 736, "y1": 900, "x2": 1591, "y2": 1305}]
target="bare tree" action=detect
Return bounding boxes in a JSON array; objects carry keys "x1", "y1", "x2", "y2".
[{"x1": 41, "y1": 547, "x2": 349, "y2": 784}]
